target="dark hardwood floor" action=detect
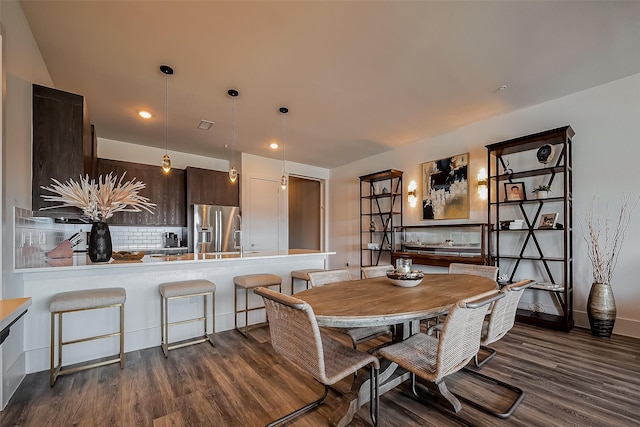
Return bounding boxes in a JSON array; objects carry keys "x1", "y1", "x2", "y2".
[{"x1": 2, "y1": 323, "x2": 639, "y2": 426}]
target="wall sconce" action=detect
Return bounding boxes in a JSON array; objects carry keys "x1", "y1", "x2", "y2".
[
  {"x1": 408, "y1": 180, "x2": 418, "y2": 208},
  {"x1": 477, "y1": 167, "x2": 488, "y2": 200}
]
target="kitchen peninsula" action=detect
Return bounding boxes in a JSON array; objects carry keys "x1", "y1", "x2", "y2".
[{"x1": 16, "y1": 249, "x2": 333, "y2": 374}]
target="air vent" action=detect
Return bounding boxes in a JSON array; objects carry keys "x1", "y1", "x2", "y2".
[{"x1": 197, "y1": 120, "x2": 214, "y2": 130}]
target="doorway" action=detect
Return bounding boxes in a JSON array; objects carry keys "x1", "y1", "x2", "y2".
[{"x1": 288, "y1": 176, "x2": 322, "y2": 250}]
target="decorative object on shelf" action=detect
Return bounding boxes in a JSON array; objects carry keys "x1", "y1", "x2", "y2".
[
  {"x1": 160, "y1": 65, "x2": 174, "y2": 174},
  {"x1": 502, "y1": 157, "x2": 513, "y2": 175},
  {"x1": 536, "y1": 144, "x2": 555, "y2": 164},
  {"x1": 504, "y1": 181, "x2": 526, "y2": 201},
  {"x1": 477, "y1": 167, "x2": 488, "y2": 200},
  {"x1": 228, "y1": 89, "x2": 239, "y2": 183},
  {"x1": 386, "y1": 270, "x2": 424, "y2": 287},
  {"x1": 40, "y1": 173, "x2": 156, "y2": 262},
  {"x1": 582, "y1": 195, "x2": 638, "y2": 337},
  {"x1": 421, "y1": 153, "x2": 469, "y2": 220},
  {"x1": 532, "y1": 184, "x2": 551, "y2": 199},
  {"x1": 382, "y1": 187, "x2": 389, "y2": 194},
  {"x1": 407, "y1": 180, "x2": 418, "y2": 207},
  {"x1": 279, "y1": 107, "x2": 288, "y2": 189},
  {"x1": 538, "y1": 212, "x2": 559, "y2": 229},
  {"x1": 369, "y1": 220, "x2": 376, "y2": 232}
]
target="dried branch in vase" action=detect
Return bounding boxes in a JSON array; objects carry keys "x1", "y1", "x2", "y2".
[
  {"x1": 580, "y1": 195, "x2": 638, "y2": 284},
  {"x1": 40, "y1": 173, "x2": 156, "y2": 222}
]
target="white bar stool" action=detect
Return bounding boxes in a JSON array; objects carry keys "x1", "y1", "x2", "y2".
[
  {"x1": 159, "y1": 279, "x2": 216, "y2": 357},
  {"x1": 49, "y1": 287, "x2": 126, "y2": 386}
]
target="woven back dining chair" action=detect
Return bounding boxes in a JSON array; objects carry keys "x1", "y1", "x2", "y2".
[
  {"x1": 377, "y1": 291, "x2": 503, "y2": 414},
  {"x1": 307, "y1": 269, "x2": 394, "y2": 350},
  {"x1": 307, "y1": 269, "x2": 352, "y2": 287},
  {"x1": 448, "y1": 263, "x2": 499, "y2": 281},
  {"x1": 254, "y1": 287, "x2": 379, "y2": 427},
  {"x1": 453, "y1": 279, "x2": 533, "y2": 419},
  {"x1": 360, "y1": 264, "x2": 394, "y2": 279}
]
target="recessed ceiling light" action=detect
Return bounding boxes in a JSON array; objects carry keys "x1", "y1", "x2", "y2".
[
  {"x1": 138, "y1": 111, "x2": 152, "y2": 119},
  {"x1": 270, "y1": 142, "x2": 279, "y2": 149},
  {"x1": 197, "y1": 120, "x2": 215, "y2": 130}
]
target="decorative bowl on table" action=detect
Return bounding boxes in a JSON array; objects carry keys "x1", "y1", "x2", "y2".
[{"x1": 386, "y1": 270, "x2": 424, "y2": 287}]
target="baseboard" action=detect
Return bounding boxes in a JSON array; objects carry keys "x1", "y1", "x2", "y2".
[{"x1": 574, "y1": 310, "x2": 639, "y2": 339}]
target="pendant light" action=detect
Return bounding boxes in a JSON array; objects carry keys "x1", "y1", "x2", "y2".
[
  {"x1": 160, "y1": 65, "x2": 173, "y2": 173},
  {"x1": 279, "y1": 107, "x2": 288, "y2": 190},
  {"x1": 228, "y1": 89, "x2": 239, "y2": 183}
]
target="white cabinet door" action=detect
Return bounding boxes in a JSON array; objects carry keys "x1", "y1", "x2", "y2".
[{"x1": 247, "y1": 177, "x2": 284, "y2": 251}]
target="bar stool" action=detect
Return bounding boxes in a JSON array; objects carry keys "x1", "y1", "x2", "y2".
[
  {"x1": 290, "y1": 268, "x2": 324, "y2": 294},
  {"x1": 159, "y1": 279, "x2": 216, "y2": 358},
  {"x1": 233, "y1": 273, "x2": 282, "y2": 337},
  {"x1": 49, "y1": 287, "x2": 126, "y2": 386}
]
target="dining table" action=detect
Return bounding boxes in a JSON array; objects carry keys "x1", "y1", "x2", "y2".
[{"x1": 294, "y1": 273, "x2": 498, "y2": 427}]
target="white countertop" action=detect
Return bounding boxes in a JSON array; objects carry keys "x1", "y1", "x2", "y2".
[{"x1": 15, "y1": 249, "x2": 335, "y2": 273}]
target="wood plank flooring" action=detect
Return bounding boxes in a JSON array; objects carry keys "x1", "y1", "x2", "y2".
[{"x1": 2, "y1": 323, "x2": 639, "y2": 426}]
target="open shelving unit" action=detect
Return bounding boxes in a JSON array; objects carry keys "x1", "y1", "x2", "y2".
[
  {"x1": 359, "y1": 169, "x2": 403, "y2": 273},
  {"x1": 486, "y1": 126, "x2": 574, "y2": 331}
]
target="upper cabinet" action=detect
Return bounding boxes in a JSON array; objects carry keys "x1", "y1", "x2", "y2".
[
  {"x1": 32, "y1": 84, "x2": 96, "y2": 212},
  {"x1": 97, "y1": 158, "x2": 186, "y2": 226},
  {"x1": 186, "y1": 167, "x2": 239, "y2": 207}
]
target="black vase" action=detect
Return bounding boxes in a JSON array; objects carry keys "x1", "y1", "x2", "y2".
[{"x1": 89, "y1": 221, "x2": 112, "y2": 262}]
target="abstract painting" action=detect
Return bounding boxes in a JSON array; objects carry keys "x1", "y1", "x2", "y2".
[{"x1": 421, "y1": 153, "x2": 469, "y2": 220}]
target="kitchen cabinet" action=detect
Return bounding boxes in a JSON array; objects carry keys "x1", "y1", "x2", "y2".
[
  {"x1": 32, "y1": 84, "x2": 96, "y2": 213},
  {"x1": 486, "y1": 126, "x2": 574, "y2": 331},
  {"x1": 360, "y1": 169, "x2": 403, "y2": 273},
  {"x1": 186, "y1": 166, "x2": 239, "y2": 207},
  {"x1": 97, "y1": 158, "x2": 186, "y2": 226}
]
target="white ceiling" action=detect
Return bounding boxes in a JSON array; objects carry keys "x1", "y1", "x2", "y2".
[{"x1": 20, "y1": 1, "x2": 640, "y2": 169}]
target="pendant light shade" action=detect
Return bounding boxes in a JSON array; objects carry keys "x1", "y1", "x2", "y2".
[
  {"x1": 160, "y1": 65, "x2": 173, "y2": 174},
  {"x1": 279, "y1": 107, "x2": 288, "y2": 190},
  {"x1": 228, "y1": 89, "x2": 239, "y2": 183}
]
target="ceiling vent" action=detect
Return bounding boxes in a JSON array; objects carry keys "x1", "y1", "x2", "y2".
[{"x1": 197, "y1": 120, "x2": 214, "y2": 130}]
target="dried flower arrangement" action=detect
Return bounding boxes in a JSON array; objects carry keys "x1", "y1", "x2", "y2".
[
  {"x1": 581, "y1": 195, "x2": 637, "y2": 284},
  {"x1": 40, "y1": 173, "x2": 156, "y2": 221}
]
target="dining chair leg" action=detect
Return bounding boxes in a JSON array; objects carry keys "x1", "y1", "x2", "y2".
[
  {"x1": 473, "y1": 345, "x2": 497, "y2": 368},
  {"x1": 454, "y1": 367, "x2": 525, "y2": 419},
  {"x1": 369, "y1": 365, "x2": 379, "y2": 427},
  {"x1": 265, "y1": 385, "x2": 329, "y2": 427}
]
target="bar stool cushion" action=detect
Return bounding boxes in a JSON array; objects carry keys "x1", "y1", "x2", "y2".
[
  {"x1": 159, "y1": 279, "x2": 216, "y2": 298},
  {"x1": 50, "y1": 287, "x2": 126, "y2": 312},
  {"x1": 233, "y1": 274, "x2": 282, "y2": 289},
  {"x1": 291, "y1": 269, "x2": 324, "y2": 281}
]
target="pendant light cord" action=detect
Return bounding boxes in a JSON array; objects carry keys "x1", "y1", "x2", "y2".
[
  {"x1": 281, "y1": 112, "x2": 286, "y2": 173},
  {"x1": 165, "y1": 73, "x2": 168, "y2": 156},
  {"x1": 232, "y1": 95, "x2": 236, "y2": 165}
]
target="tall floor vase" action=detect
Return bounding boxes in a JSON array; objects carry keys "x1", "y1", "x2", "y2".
[
  {"x1": 89, "y1": 221, "x2": 112, "y2": 263},
  {"x1": 587, "y1": 282, "x2": 616, "y2": 338}
]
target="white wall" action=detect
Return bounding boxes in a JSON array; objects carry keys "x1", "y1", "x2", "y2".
[
  {"x1": 0, "y1": 0, "x2": 53, "y2": 409},
  {"x1": 330, "y1": 72, "x2": 640, "y2": 338},
  {"x1": 98, "y1": 137, "x2": 229, "y2": 172}
]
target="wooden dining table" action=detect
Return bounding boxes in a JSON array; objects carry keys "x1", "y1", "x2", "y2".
[{"x1": 294, "y1": 273, "x2": 498, "y2": 427}]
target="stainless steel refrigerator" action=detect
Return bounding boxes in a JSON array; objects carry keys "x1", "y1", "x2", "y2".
[{"x1": 193, "y1": 204, "x2": 241, "y2": 254}]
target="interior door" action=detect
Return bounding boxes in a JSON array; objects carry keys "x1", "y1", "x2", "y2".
[
  {"x1": 247, "y1": 178, "x2": 282, "y2": 251},
  {"x1": 289, "y1": 176, "x2": 321, "y2": 250}
]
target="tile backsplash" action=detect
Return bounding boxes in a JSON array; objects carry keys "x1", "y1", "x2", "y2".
[{"x1": 14, "y1": 207, "x2": 187, "y2": 269}]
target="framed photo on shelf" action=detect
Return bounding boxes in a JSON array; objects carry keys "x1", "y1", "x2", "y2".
[
  {"x1": 503, "y1": 182, "x2": 526, "y2": 201},
  {"x1": 538, "y1": 212, "x2": 559, "y2": 229}
]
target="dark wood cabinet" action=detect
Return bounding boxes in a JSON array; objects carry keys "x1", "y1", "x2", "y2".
[
  {"x1": 186, "y1": 166, "x2": 239, "y2": 207},
  {"x1": 32, "y1": 84, "x2": 96, "y2": 212},
  {"x1": 97, "y1": 158, "x2": 186, "y2": 226}
]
